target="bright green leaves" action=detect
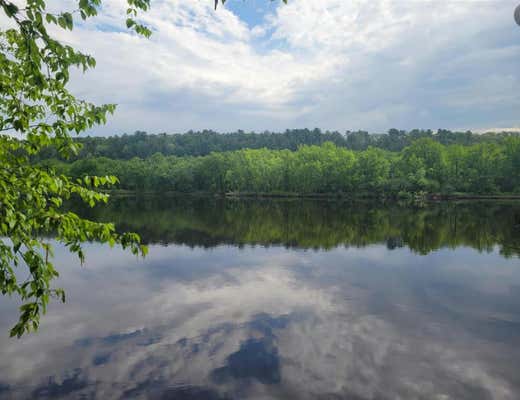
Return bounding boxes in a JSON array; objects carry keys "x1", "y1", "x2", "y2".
[
  {"x1": 133, "y1": 24, "x2": 151, "y2": 38},
  {"x1": 78, "y1": 0, "x2": 99, "y2": 20},
  {"x1": 45, "y1": 13, "x2": 56, "y2": 24},
  {"x1": 126, "y1": 0, "x2": 151, "y2": 37},
  {"x1": 0, "y1": 0, "x2": 151, "y2": 337},
  {"x1": 57, "y1": 12, "x2": 74, "y2": 30},
  {"x1": 82, "y1": 175, "x2": 119, "y2": 188}
]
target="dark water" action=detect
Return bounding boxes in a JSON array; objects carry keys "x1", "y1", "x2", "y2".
[{"x1": 0, "y1": 198, "x2": 520, "y2": 400}]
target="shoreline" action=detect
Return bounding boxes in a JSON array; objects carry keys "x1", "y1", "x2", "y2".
[{"x1": 104, "y1": 190, "x2": 520, "y2": 201}]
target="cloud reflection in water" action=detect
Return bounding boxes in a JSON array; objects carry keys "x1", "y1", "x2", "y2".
[{"x1": 0, "y1": 201, "x2": 519, "y2": 399}]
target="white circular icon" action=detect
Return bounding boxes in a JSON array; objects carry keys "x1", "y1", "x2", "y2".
[{"x1": 516, "y1": 4, "x2": 520, "y2": 26}]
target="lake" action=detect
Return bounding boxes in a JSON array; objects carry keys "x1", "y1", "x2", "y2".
[{"x1": 0, "y1": 197, "x2": 519, "y2": 399}]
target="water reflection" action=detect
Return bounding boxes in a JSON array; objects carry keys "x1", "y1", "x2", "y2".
[
  {"x1": 78, "y1": 197, "x2": 520, "y2": 257},
  {"x1": 0, "y1": 198, "x2": 519, "y2": 399}
]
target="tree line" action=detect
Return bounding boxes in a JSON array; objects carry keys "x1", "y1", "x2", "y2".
[
  {"x1": 35, "y1": 128, "x2": 520, "y2": 160},
  {"x1": 43, "y1": 137, "x2": 520, "y2": 195}
]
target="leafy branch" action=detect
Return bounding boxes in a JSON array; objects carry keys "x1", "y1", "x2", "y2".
[{"x1": 0, "y1": 0, "x2": 151, "y2": 337}]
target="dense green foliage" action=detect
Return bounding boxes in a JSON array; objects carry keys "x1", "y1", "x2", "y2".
[
  {"x1": 36, "y1": 129, "x2": 520, "y2": 160},
  {"x1": 46, "y1": 137, "x2": 520, "y2": 195},
  {"x1": 0, "y1": 0, "x2": 154, "y2": 337},
  {"x1": 77, "y1": 197, "x2": 520, "y2": 258}
]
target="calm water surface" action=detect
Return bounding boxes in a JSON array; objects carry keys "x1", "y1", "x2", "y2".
[{"x1": 0, "y1": 198, "x2": 519, "y2": 399}]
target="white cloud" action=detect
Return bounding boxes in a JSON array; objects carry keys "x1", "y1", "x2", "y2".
[{"x1": 40, "y1": 0, "x2": 520, "y2": 134}]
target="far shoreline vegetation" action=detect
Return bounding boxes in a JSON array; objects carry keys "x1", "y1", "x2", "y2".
[
  {"x1": 36, "y1": 128, "x2": 520, "y2": 200},
  {"x1": 98, "y1": 190, "x2": 520, "y2": 201}
]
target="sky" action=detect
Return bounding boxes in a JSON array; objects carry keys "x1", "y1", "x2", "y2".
[{"x1": 54, "y1": 0, "x2": 520, "y2": 135}]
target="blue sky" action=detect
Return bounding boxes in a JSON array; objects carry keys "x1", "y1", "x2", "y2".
[
  {"x1": 226, "y1": 0, "x2": 274, "y2": 28},
  {"x1": 59, "y1": 0, "x2": 520, "y2": 135}
]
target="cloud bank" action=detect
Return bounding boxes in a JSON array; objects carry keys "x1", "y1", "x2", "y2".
[{"x1": 55, "y1": 0, "x2": 520, "y2": 134}]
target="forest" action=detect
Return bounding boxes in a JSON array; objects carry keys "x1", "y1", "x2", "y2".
[
  {"x1": 35, "y1": 128, "x2": 520, "y2": 159},
  {"x1": 40, "y1": 131, "x2": 520, "y2": 196}
]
